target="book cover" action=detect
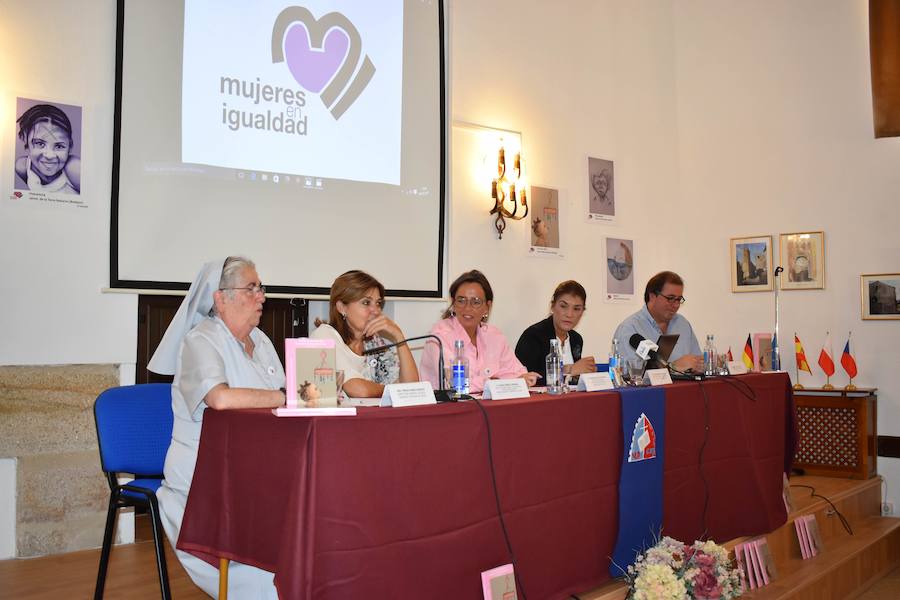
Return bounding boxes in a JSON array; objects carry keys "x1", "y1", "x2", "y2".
[
  {"x1": 732, "y1": 543, "x2": 748, "y2": 592},
  {"x1": 804, "y1": 514, "x2": 823, "y2": 557},
  {"x1": 782, "y1": 473, "x2": 795, "y2": 514},
  {"x1": 794, "y1": 518, "x2": 809, "y2": 560},
  {"x1": 754, "y1": 537, "x2": 777, "y2": 584},
  {"x1": 743, "y1": 543, "x2": 759, "y2": 589},
  {"x1": 285, "y1": 338, "x2": 338, "y2": 409},
  {"x1": 481, "y1": 564, "x2": 517, "y2": 600},
  {"x1": 748, "y1": 539, "x2": 769, "y2": 588},
  {"x1": 798, "y1": 517, "x2": 813, "y2": 559}
]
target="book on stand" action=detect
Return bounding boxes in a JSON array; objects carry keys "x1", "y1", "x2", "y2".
[{"x1": 275, "y1": 338, "x2": 356, "y2": 417}]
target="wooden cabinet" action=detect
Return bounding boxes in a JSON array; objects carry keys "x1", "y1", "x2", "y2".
[{"x1": 792, "y1": 388, "x2": 877, "y2": 479}]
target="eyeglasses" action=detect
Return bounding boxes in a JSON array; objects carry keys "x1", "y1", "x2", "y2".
[
  {"x1": 657, "y1": 293, "x2": 686, "y2": 304},
  {"x1": 220, "y1": 284, "x2": 266, "y2": 295},
  {"x1": 454, "y1": 296, "x2": 485, "y2": 308}
]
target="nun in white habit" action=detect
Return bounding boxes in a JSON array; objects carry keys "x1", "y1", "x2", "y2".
[{"x1": 150, "y1": 256, "x2": 285, "y2": 599}]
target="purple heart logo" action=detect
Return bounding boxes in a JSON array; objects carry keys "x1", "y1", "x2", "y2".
[{"x1": 283, "y1": 24, "x2": 349, "y2": 93}]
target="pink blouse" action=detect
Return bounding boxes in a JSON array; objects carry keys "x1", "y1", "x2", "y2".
[{"x1": 420, "y1": 317, "x2": 526, "y2": 393}]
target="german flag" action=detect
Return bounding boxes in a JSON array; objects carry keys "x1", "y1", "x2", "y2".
[{"x1": 742, "y1": 334, "x2": 754, "y2": 370}]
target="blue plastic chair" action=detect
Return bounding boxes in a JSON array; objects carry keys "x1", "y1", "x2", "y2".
[{"x1": 93, "y1": 384, "x2": 174, "y2": 600}]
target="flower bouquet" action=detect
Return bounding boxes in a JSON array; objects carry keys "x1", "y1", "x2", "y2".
[{"x1": 623, "y1": 536, "x2": 743, "y2": 599}]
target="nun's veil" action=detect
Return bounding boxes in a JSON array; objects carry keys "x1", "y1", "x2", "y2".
[{"x1": 147, "y1": 258, "x2": 225, "y2": 376}]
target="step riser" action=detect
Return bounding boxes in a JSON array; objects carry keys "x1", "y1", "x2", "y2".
[
  {"x1": 762, "y1": 480, "x2": 882, "y2": 566},
  {"x1": 779, "y1": 529, "x2": 900, "y2": 600},
  {"x1": 581, "y1": 477, "x2": 898, "y2": 600}
]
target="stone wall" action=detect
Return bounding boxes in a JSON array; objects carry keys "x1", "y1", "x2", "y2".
[{"x1": 0, "y1": 364, "x2": 119, "y2": 557}]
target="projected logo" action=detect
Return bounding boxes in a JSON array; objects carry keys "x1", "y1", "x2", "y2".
[{"x1": 271, "y1": 7, "x2": 376, "y2": 120}]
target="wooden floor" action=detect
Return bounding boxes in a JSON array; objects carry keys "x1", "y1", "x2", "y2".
[{"x1": 0, "y1": 535, "x2": 207, "y2": 599}]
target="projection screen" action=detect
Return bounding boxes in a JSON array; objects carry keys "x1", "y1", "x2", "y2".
[{"x1": 111, "y1": 0, "x2": 446, "y2": 296}]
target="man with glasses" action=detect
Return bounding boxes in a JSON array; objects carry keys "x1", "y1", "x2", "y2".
[{"x1": 612, "y1": 271, "x2": 703, "y2": 372}]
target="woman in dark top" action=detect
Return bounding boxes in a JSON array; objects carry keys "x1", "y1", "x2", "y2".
[{"x1": 515, "y1": 280, "x2": 596, "y2": 381}]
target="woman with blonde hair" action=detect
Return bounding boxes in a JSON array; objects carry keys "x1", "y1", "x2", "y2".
[{"x1": 311, "y1": 270, "x2": 419, "y2": 397}]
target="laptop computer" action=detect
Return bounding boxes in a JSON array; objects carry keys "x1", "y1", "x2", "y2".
[{"x1": 645, "y1": 333, "x2": 680, "y2": 370}]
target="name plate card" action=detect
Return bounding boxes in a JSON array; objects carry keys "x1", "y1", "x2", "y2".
[
  {"x1": 577, "y1": 372, "x2": 615, "y2": 391},
  {"x1": 482, "y1": 378, "x2": 530, "y2": 400},
  {"x1": 727, "y1": 361, "x2": 749, "y2": 375},
  {"x1": 644, "y1": 368, "x2": 673, "y2": 386},
  {"x1": 380, "y1": 381, "x2": 436, "y2": 407}
]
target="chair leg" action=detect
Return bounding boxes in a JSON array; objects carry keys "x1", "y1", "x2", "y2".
[
  {"x1": 94, "y1": 494, "x2": 119, "y2": 600},
  {"x1": 219, "y1": 558, "x2": 229, "y2": 600},
  {"x1": 147, "y1": 496, "x2": 172, "y2": 600}
]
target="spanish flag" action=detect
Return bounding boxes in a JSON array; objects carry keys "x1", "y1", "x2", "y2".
[
  {"x1": 742, "y1": 334, "x2": 754, "y2": 370},
  {"x1": 794, "y1": 334, "x2": 812, "y2": 374},
  {"x1": 841, "y1": 336, "x2": 858, "y2": 379}
]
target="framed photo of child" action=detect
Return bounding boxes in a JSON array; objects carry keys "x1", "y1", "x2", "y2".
[{"x1": 9, "y1": 97, "x2": 84, "y2": 206}]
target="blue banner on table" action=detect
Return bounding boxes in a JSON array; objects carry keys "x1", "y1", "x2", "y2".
[{"x1": 610, "y1": 386, "x2": 666, "y2": 575}]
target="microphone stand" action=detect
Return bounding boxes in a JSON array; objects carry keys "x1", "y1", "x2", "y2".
[
  {"x1": 363, "y1": 334, "x2": 457, "y2": 402},
  {"x1": 773, "y1": 266, "x2": 783, "y2": 371}
]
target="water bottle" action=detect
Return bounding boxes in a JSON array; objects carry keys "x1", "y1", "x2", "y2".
[
  {"x1": 609, "y1": 339, "x2": 621, "y2": 370},
  {"x1": 451, "y1": 340, "x2": 469, "y2": 396},
  {"x1": 704, "y1": 334, "x2": 717, "y2": 376},
  {"x1": 546, "y1": 338, "x2": 563, "y2": 394}
]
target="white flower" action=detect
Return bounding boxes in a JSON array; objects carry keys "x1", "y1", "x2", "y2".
[{"x1": 632, "y1": 564, "x2": 688, "y2": 600}]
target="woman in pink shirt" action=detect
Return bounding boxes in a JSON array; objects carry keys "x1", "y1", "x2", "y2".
[{"x1": 420, "y1": 270, "x2": 539, "y2": 392}]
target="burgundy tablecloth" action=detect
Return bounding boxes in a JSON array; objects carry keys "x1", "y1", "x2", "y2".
[{"x1": 178, "y1": 372, "x2": 793, "y2": 599}]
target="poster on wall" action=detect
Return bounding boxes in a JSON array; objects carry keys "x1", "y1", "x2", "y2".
[
  {"x1": 7, "y1": 97, "x2": 85, "y2": 208},
  {"x1": 605, "y1": 237, "x2": 634, "y2": 302},
  {"x1": 587, "y1": 156, "x2": 615, "y2": 223},
  {"x1": 528, "y1": 185, "x2": 564, "y2": 258}
]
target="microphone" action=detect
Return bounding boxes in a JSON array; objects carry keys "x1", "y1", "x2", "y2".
[
  {"x1": 362, "y1": 334, "x2": 456, "y2": 403},
  {"x1": 629, "y1": 333, "x2": 664, "y2": 365}
]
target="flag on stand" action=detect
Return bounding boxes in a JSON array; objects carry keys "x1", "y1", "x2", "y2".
[
  {"x1": 726, "y1": 347, "x2": 733, "y2": 362},
  {"x1": 742, "y1": 334, "x2": 754, "y2": 370},
  {"x1": 840, "y1": 336, "x2": 858, "y2": 379},
  {"x1": 794, "y1": 334, "x2": 812, "y2": 374},
  {"x1": 818, "y1": 333, "x2": 835, "y2": 377},
  {"x1": 772, "y1": 333, "x2": 780, "y2": 370}
]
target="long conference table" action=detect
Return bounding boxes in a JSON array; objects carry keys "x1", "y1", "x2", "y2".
[{"x1": 178, "y1": 373, "x2": 796, "y2": 599}]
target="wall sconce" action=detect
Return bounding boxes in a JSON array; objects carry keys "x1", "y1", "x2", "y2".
[{"x1": 489, "y1": 146, "x2": 528, "y2": 239}]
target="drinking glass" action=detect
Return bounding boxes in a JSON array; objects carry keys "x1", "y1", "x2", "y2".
[
  {"x1": 625, "y1": 359, "x2": 646, "y2": 385},
  {"x1": 716, "y1": 354, "x2": 729, "y2": 376}
]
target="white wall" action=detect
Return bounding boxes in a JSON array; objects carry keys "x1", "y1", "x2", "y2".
[
  {"x1": 2, "y1": 0, "x2": 898, "y2": 555},
  {"x1": 443, "y1": 0, "x2": 681, "y2": 356},
  {"x1": 667, "y1": 0, "x2": 900, "y2": 496},
  {"x1": 0, "y1": 1, "x2": 136, "y2": 367}
]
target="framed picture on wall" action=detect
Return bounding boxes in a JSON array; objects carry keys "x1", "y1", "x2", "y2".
[
  {"x1": 861, "y1": 273, "x2": 900, "y2": 320},
  {"x1": 780, "y1": 231, "x2": 825, "y2": 290},
  {"x1": 528, "y1": 184, "x2": 564, "y2": 258},
  {"x1": 604, "y1": 237, "x2": 634, "y2": 302},
  {"x1": 587, "y1": 157, "x2": 615, "y2": 223},
  {"x1": 730, "y1": 235, "x2": 773, "y2": 292}
]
